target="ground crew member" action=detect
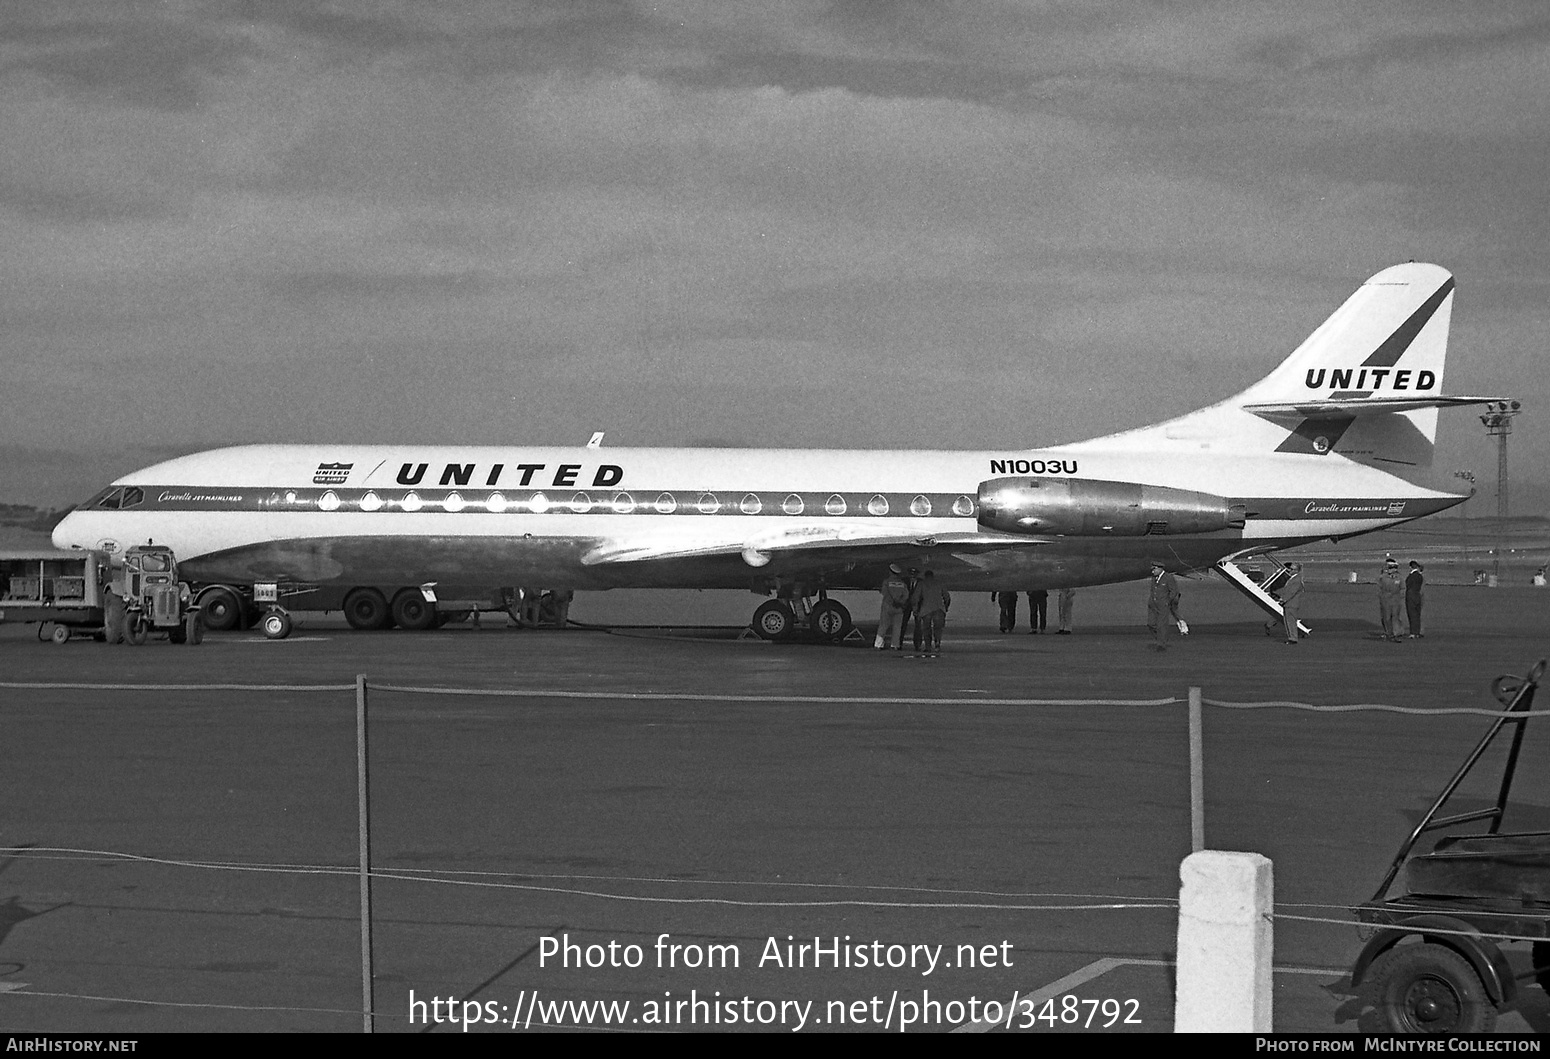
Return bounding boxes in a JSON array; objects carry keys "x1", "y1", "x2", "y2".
[
  {"x1": 552, "y1": 588, "x2": 574, "y2": 628},
  {"x1": 102, "y1": 584, "x2": 125, "y2": 645},
  {"x1": 910, "y1": 570, "x2": 951, "y2": 656},
  {"x1": 519, "y1": 586, "x2": 544, "y2": 627},
  {"x1": 1405, "y1": 561, "x2": 1425, "y2": 638},
  {"x1": 1056, "y1": 587, "x2": 1076, "y2": 634},
  {"x1": 994, "y1": 590, "x2": 1019, "y2": 633},
  {"x1": 1147, "y1": 562, "x2": 1182, "y2": 651},
  {"x1": 1281, "y1": 562, "x2": 1305, "y2": 644},
  {"x1": 876, "y1": 565, "x2": 910, "y2": 650},
  {"x1": 1377, "y1": 558, "x2": 1404, "y2": 641},
  {"x1": 1026, "y1": 589, "x2": 1048, "y2": 634},
  {"x1": 900, "y1": 568, "x2": 920, "y2": 646}
]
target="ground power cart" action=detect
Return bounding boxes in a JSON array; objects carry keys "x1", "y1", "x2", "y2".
[
  {"x1": 1350, "y1": 660, "x2": 1550, "y2": 1032},
  {"x1": 0, "y1": 548, "x2": 114, "y2": 643}
]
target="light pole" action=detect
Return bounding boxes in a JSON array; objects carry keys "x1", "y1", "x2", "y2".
[
  {"x1": 1479, "y1": 400, "x2": 1522, "y2": 576},
  {"x1": 1453, "y1": 470, "x2": 1475, "y2": 565}
]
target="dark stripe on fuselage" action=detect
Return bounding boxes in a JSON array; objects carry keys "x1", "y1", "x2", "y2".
[
  {"x1": 88, "y1": 485, "x2": 1460, "y2": 525},
  {"x1": 93, "y1": 487, "x2": 980, "y2": 518}
]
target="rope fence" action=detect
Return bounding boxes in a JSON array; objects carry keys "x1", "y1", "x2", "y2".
[{"x1": 3, "y1": 675, "x2": 1544, "y2": 1031}]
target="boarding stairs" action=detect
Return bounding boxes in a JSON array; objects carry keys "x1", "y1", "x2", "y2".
[{"x1": 1214, "y1": 556, "x2": 1311, "y2": 637}]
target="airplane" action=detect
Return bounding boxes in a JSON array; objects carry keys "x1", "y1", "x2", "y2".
[{"x1": 52, "y1": 261, "x2": 1501, "y2": 641}]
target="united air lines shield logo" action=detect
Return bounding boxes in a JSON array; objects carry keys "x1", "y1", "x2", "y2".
[
  {"x1": 313, "y1": 462, "x2": 352, "y2": 485},
  {"x1": 1386, "y1": 500, "x2": 1407, "y2": 516}
]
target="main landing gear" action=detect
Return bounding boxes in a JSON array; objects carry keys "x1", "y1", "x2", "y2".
[{"x1": 750, "y1": 587, "x2": 853, "y2": 643}]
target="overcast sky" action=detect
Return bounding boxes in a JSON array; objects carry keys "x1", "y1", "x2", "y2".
[{"x1": 2, "y1": 1, "x2": 1546, "y2": 511}]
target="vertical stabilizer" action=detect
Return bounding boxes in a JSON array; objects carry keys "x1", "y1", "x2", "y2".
[{"x1": 1077, "y1": 263, "x2": 1457, "y2": 467}]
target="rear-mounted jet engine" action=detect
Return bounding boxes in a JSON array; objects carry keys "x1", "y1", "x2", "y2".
[{"x1": 977, "y1": 477, "x2": 1246, "y2": 536}]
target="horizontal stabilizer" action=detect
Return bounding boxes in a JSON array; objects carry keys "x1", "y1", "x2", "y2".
[{"x1": 1243, "y1": 395, "x2": 1505, "y2": 420}]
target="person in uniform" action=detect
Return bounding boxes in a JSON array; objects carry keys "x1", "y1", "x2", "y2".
[
  {"x1": 1026, "y1": 589, "x2": 1048, "y2": 634},
  {"x1": 994, "y1": 590, "x2": 1019, "y2": 633},
  {"x1": 1147, "y1": 562, "x2": 1182, "y2": 651},
  {"x1": 1404, "y1": 561, "x2": 1425, "y2": 638},
  {"x1": 876, "y1": 565, "x2": 910, "y2": 650},
  {"x1": 1056, "y1": 587, "x2": 1076, "y2": 634},
  {"x1": 1377, "y1": 558, "x2": 1405, "y2": 642},
  {"x1": 102, "y1": 583, "x2": 126, "y2": 645},
  {"x1": 1280, "y1": 562, "x2": 1305, "y2": 644},
  {"x1": 910, "y1": 570, "x2": 951, "y2": 656},
  {"x1": 552, "y1": 588, "x2": 574, "y2": 628}
]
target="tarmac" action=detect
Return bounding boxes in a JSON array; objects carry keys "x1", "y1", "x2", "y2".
[{"x1": 2, "y1": 577, "x2": 1549, "y2": 1033}]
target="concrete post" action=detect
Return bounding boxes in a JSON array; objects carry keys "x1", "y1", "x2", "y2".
[{"x1": 1174, "y1": 850, "x2": 1272, "y2": 1032}]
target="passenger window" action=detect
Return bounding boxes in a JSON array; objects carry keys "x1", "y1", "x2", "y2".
[
  {"x1": 911, "y1": 495, "x2": 932, "y2": 516},
  {"x1": 867, "y1": 494, "x2": 889, "y2": 516},
  {"x1": 569, "y1": 492, "x2": 592, "y2": 514},
  {"x1": 654, "y1": 492, "x2": 677, "y2": 514},
  {"x1": 825, "y1": 494, "x2": 847, "y2": 516},
  {"x1": 611, "y1": 492, "x2": 635, "y2": 514},
  {"x1": 740, "y1": 493, "x2": 762, "y2": 515},
  {"x1": 697, "y1": 493, "x2": 720, "y2": 514},
  {"x1": 952, "y1": 495, "x2": 974, "y2": 516},
  {"x1": 782, "y1": 494, "x2": 804, "y2": 515}
]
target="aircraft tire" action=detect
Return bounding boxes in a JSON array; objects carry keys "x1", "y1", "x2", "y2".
[
  {"x1": 198, "y1": 587, "x2": 244, "y2": 632},
  {"x1": 342, "y1": 588, "x2": 391, "y2": 630},
  {"x1": 262, "y1": 609, "x2": 293, "y2": 640},
  {"x1": 752, "y1": 600, "x2": 797, "y2": 641},
  {"x1": 810, "y1": 600, "x2": 852, "y2": 642},
  {"x1": 391, "y1": 589, "x2": 438, "y2": 631}
]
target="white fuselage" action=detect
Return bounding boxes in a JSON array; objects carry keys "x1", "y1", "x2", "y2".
[{"x1": 50, "y1": 442, "x2": 1462, "y2": 593}]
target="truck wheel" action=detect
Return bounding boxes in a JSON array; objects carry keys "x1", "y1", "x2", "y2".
[
  {"x1": 1372, "y1": 942, "x2": 1497, "y2": 1033},
  {"x1": 198, "y1": 588, "x2": 244, "y2": 632},
  {"x1": 125, "y1": 614, "x2": 149, "y2": 646},
  {"x1": 186, "y1": 612, "x2": 204, "y2": 646},
  {"x1": 262, "y1": 609, "x2": 292, "y2": 640},
  {"x1": 391, "y1": 589, "x2": 438, "y2": 631},
  {"x1": 50, "y1": 624, "x2": 71, "y2": 645},
  {"x1": 1532, "y1": 942, "x2": 1550, "y2": 996},
  {"x1": 342, "y1": 588, "x2": 390, "y2": 630}
]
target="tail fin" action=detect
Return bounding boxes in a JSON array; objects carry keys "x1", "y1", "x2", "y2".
[
  {"x1": 1080, "y1": 262, "x2": 1466, "y2": 468},
  {"x1": 1240, "y1": 261, "x2": 1457, "y2": 466}
]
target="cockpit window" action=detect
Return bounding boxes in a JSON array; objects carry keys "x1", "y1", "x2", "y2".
[
  {"x1": 96, "y1": 488, "x2": 124, "y2": 510},
  {"x1": 121, "y1": 487, "x2": 144, "y2": 508}
]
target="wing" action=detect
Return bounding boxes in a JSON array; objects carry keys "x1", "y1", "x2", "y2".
[{"x1": 581, "y1": 523, "x2": 1044, "y2": 574}]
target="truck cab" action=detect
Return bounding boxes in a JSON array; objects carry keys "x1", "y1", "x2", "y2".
[{"x1": 119, "y1": 543, "x2": 203, "y2": 645}]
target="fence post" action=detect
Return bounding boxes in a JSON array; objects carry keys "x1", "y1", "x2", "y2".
[
  {"x1": 1174, "y1": 850, "x2": 1273, "y2": 1031},
  {"x1": 357, "y1": 673, "x2": 374, "y2": 1033},
  {"x1": 1189, "y1": 686, "x2": 1204, "y2": 852}
]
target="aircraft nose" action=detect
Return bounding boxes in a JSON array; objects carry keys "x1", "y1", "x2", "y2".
[
  {"x1": 51, "y1": 512, "x2": 76, "y2": 549},
  {"x1": 51, "y1": 510, "x2": 90, "y2": 551}
]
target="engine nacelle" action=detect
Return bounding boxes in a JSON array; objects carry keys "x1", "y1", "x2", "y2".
[{"x1": 977, "y1": 477, "x2": 1246, "y2": 536}]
